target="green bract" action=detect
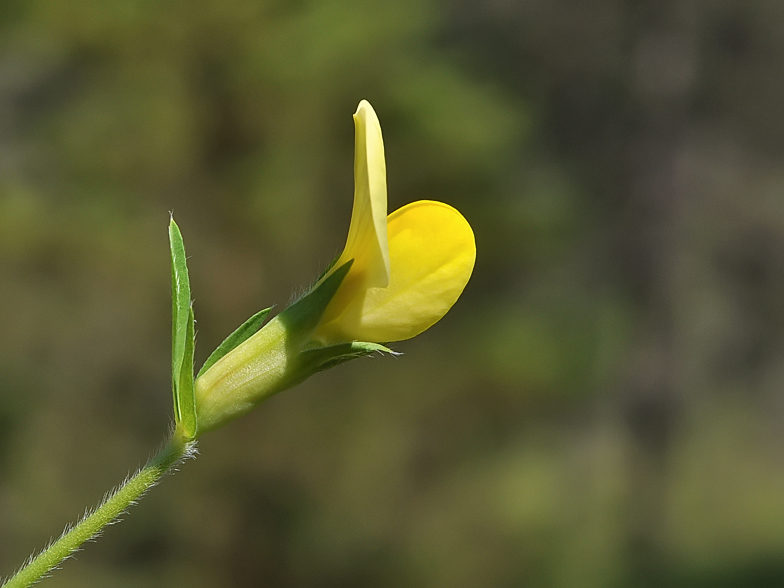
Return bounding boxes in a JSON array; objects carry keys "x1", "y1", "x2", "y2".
[{"x1": 169, "y1": 218, "x2": 197, "y2": 440}]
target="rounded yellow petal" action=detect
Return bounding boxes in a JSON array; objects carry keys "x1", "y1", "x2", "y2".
[
  {"x1": 317, "y1": 200, "x2": 476, "y2": 343},
  {"x1": 334, "y1": 100, "x2": 390, "y2": 288}
]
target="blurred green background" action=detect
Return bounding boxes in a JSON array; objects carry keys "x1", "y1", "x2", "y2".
[{"x1": 2, "y1": 1, "x2": 784, "y2": 587}]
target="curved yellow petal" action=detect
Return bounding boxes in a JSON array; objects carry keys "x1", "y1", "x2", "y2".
[
  {"x1": 316, "y1": 200, "x2": 476, "y2": 343},
  {"x1": 334, "y1": 100, "x2": 390, "y2": 288},
  {"x1": 317, "y1": 101, "x2": 390, "y2": 330}
]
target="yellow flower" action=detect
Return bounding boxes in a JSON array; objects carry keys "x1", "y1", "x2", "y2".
[
  {"x1": 193, "y1": 100, "x2": 475, "y2": 435},
  {"x1": 314, "y1": 100, "x2": 476, "y2": 344}
]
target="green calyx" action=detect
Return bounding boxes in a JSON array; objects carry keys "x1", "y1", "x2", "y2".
[
  {"x1": 193, "y1": 260, "x2": 393, "y2": 435},
  {"x1": 168, "y1": 220, "x2": 394, "y2": 439}
]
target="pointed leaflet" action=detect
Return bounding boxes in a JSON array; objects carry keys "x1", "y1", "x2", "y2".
[
  {"x1": 197, "y1": 307, "x2": 272, "y2": 378},
  {"x1": 169, "y1": 218, "x2": 197, "y2": 438},
  {"x1": 177, "y1": 305, "x2": 197, "y2": 436}
]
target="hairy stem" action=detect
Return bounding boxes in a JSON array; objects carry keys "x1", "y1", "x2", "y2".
[{"x1": 2, "y1": 431, "x2": 195, "y2": 588}]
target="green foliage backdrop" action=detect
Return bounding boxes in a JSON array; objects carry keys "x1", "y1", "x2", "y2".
[{"x1": 2, "y1": 1, "x2": 784, "y2": 586}]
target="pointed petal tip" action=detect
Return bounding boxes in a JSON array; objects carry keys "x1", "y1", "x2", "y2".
[
  {"x1": 355, "y1": 99, "x2": 374, "y2": 115},
  {"x1": 354, "y1": 100, "x2": 381, "y2": 128}
]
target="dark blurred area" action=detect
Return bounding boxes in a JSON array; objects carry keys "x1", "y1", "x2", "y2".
[{"x1": 2, "y1": 1, "x2": 784, "y2": 586}]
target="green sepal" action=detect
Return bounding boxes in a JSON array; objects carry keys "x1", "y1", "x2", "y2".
[
  {"x1": 313, "y1": 253, "x2": 340, "y2": 284},
  {"x1": 298, "y1": 341, "x2": 396, "y2": 373},
  {"x1": 197, "y1": 307, "x2": 272, "y2": 379},
  {"x1": 279, "y1": 260, "x2": 352, "y2": 342},
  {"x1": 169, "y1": 217, "x2": 197, "y2": 438}
]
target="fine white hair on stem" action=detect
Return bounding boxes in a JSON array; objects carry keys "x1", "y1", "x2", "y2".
[{"x1": 1, "y1": 434, "x2": 197, "y2": 588}]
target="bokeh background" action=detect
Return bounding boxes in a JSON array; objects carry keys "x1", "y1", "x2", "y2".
[{"x1": 2, "y1": 1, "x2": 784, "y2": 587}]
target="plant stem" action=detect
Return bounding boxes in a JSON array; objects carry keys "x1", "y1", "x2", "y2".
[{"x1": 2, "y1": 432, "x2": 195, "y2": 588}]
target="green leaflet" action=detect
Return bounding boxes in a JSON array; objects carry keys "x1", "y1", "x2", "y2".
[
  {"x1": 197, "y1": 307, "x2": 272, "y2": 379},
  {"x1": 169, "y1": 218, "x2": 197, "y2": 439},
  {"x1": 177, "y1": 306, "x2": 197, "y2": 437}
]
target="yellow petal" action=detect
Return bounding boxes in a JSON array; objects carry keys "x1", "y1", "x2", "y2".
[
  {"x1": 317, "y1": 101, "x2": 390, "y2": 330},
  {"x1": 317, "y1": 200, "x2": 476, "y2": 343},
  {"x1": 334, "y1": 100, "x2": 390, "y2": 288}
]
